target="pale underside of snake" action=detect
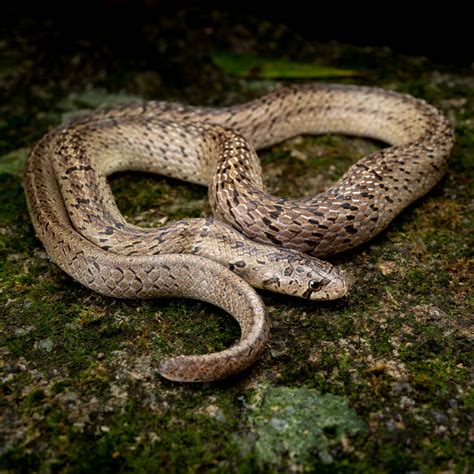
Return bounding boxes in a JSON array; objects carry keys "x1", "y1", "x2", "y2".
[{"x1": 24, "y1": 84, "x2": 453, "y2": 382}]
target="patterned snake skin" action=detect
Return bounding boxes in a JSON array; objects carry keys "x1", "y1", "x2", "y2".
[{"x1": 23, "y1": 84, "x2": 453, "y2": 382}]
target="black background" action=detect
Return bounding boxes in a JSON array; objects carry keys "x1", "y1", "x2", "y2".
[{"x1": 2, "y1": 0, "x2": 472, "y2": 67}]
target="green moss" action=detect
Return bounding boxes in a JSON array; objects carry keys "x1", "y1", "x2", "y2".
[
  {"x1": 464, "y1": 386, "x2": 474, "y2": 410},
  {"x1": 247, "y1": 386, "x2": 367, "y2": 468},
  {"x1": 260, "y1": 134, "x2": 381, "y2": 198},
  {"x1": 111, "y1": 173, "x2": 209, "y2": 224},
  {"x1": 0, "y1": 147, "x2": 29, "y2": 176},
  {"x1": 23, "y1": 389, "x2": 46, "y2": 411}
]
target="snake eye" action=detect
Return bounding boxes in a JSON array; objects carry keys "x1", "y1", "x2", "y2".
[{"x1": 309, "y1": 279, "x2": 323, "y2": 291}]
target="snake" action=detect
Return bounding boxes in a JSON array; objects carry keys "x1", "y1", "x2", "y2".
[{"x1": 23, "y1": 84, "x2": 454, "y2": 382}]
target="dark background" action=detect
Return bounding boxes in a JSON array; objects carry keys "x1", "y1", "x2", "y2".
[{"x1": 2, "y1": 0, "x2": 472, "y2": 67}]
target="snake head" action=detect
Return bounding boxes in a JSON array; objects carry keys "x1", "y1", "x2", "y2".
[
  {"x1": 300, "y1": 265, "x2": 349, "y2": 300},
  {"x1": 261, "y1": 251, "x2": 349, "y2": 300}
]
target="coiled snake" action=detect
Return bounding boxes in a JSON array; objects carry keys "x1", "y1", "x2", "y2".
[{"x1": 23, "y1": 84, "x2": 453, "y2": 382}]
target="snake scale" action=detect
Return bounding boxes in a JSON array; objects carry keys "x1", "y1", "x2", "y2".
[{"x1": 24, "y1": 84, "x2": 453, "y2": 382}]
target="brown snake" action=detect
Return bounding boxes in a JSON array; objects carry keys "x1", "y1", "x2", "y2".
[{"x1": 23, "y1": 84, "x2": 453, "y2": 382}]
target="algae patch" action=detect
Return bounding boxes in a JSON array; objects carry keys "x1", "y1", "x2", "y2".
[{"x1": 248, "y1": 386, "x2": 366, "y2": 466}]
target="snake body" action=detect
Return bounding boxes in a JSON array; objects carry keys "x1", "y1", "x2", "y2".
[{"x1": 24, "y1": 84, "x2": 453, "y2": 382}]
